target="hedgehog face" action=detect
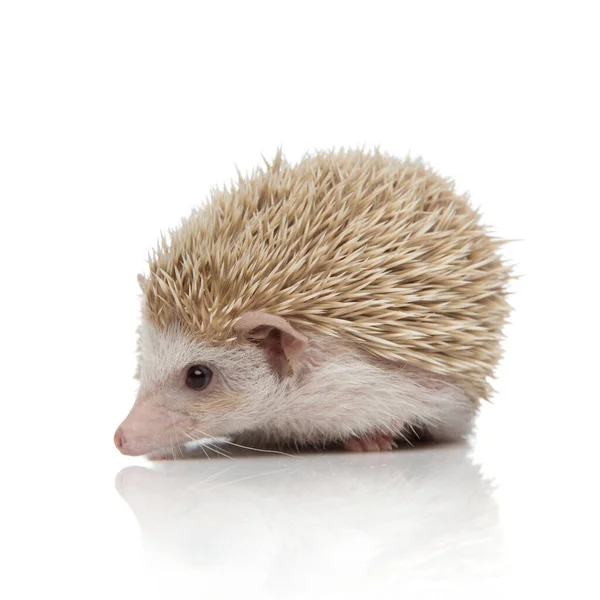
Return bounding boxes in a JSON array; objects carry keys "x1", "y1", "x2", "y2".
[
  {"x1": 114, "y1": 313, "x2": 308, "y2": 456},
  {"x1": 114, "y1": 320, "x2": 273, "y2": 456}
]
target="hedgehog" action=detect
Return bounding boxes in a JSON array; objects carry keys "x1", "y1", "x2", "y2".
[{"x1": 114, "y1": 149, "x2": 511, "y2": 457}]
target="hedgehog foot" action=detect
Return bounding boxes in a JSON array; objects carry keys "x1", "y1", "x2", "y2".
[{"x1": 344, "y1": 434, "x2": 398, "y2": 452}]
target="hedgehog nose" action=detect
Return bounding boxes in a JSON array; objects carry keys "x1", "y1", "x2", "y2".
[{"x1": 114, "y1": 427, "x2": 126, "y2": 452}]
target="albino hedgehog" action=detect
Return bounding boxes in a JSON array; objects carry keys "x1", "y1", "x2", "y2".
[{"x1": 115, "y1": 149, "x2": 511, "y2": 457}]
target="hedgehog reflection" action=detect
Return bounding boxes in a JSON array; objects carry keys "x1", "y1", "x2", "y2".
[{"x1": 115, "y1": 444, "x2": 504, "y2": 595}]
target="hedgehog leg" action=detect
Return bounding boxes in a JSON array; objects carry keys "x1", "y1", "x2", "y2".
[{"x1": 344, "y1": 433, "x2": 398, "y2": 452}]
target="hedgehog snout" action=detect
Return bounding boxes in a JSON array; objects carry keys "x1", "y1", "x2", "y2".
[
  {"x1": 113, "y1": 424, "x2": 144, "y2": 456},
  {"x1": 114, "y1": 427, "x2": 125, "y2": 451},
  {"x1": 114, "y1": 393, "x2": 195, "y2": 456},
  {"x1": 114, "y1": 422, "x2": 148, "y2": 456}
]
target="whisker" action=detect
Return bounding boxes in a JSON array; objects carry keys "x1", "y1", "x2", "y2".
[
  {"x1": 190, "y1": 427, "x2": 298, "y2": 459},
  {"x1": 167, "y1": 432, "x2": 175, "y2": 460},
  {"x1": 199, "y1": 444, "x2": 210, "y2": 460},
  {"x1": 179, "y1": 430, "x2": 213, "y2": 459},
  {"x1": 205, "y1": 441, "x2": 232, "y2": 457},
  {"x1": 201, "y1": 442, "x2": 233, "y2": 460},
  {"x1": 219, "y1": 438, "x2": 299, "y2": 459},
  {"x1": 176, "y1": 437, "x2": 186, "y2": 458}
]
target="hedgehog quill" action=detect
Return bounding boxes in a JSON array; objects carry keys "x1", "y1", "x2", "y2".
[{"x1": 114, "y1": 149, "x2": 511, "y2": 457}]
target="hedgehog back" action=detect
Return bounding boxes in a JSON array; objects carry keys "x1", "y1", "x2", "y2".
[{"x1": 144, "y1": 150, "x2": 511, "y2": 402}]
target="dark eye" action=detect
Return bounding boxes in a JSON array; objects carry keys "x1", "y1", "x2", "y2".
[{"x1": 185, "y1": 365, "x2": 213, "y2": 390}]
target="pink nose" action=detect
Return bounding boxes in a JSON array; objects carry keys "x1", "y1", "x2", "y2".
[{"x1": 114, "y1": 427, "x2": 126, "y2": 452}]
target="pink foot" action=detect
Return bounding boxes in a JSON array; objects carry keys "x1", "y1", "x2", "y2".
[{"x1": 344, "y1": 434, "x2": 398, "y2": 452}]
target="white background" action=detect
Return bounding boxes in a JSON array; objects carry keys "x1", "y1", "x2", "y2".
[{"x1": 1, "y1": 1, "x2": 599, "y2": 598}]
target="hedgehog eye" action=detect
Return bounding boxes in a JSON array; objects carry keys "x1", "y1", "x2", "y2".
[{"x1": 185, "y1": 365, "x2": 213, "y2": 390}]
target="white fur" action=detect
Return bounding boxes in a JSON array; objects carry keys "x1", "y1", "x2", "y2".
[
  {"x1": 136, "y1": 319, "x2": 475, "y2": 449},
  {"x1": 240, "y1": 335, "x2": 475, "y2": 446}
]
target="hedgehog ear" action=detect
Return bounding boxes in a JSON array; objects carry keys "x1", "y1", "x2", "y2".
[
  {"x1": 234, "y1": 311, "x2": 308, "y2": 375},
  {"x1": 137, "y1": 274, "x2": 146, "y2": 291}
]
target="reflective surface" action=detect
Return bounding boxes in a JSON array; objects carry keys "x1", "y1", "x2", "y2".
[
  {"x1": 115, "y1": 444, "x2": 504, "y2": 598},
  {"x1": 5, "y1": 421, "x2": 598, "y2": 600}
]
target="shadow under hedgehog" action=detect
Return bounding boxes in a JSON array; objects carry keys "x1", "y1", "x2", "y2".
[{"x1": 114, "y1": 148, "x2": 512, "y2": 457}]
